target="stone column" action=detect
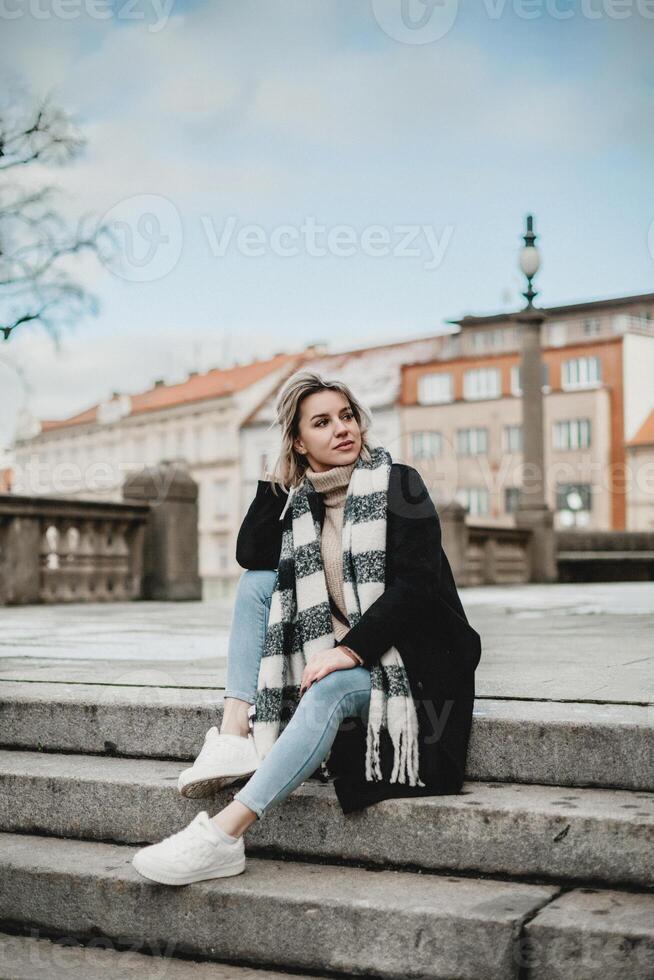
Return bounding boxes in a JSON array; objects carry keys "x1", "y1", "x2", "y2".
[
  {"x1": 0, "y1": 515, "x2": 41, "y2": 605},
  {"x1": 438, "y1": 500, "x2": 469, "y2": 586},
  {"x1": 513, "y1": 309, "x2": 557, "y2": 583},
  {"x1": 122, "y1": 461, "x2": 202, "y2": 600}
]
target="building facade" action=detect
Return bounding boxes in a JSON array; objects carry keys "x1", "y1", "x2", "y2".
[
  {"x1": 626, "y1": 409, "x2": 654, "y2": 531},
  {"x1": 401, "y1": 292, "x2": 654, "y2": 531},
  {"x1": 10, "y1": 353, "x2": 305, "y2": 596},
  {"x1": 239, "y1": 335, "x2": 451, "y2": 520}
]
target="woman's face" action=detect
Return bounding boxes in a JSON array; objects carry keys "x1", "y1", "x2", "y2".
[{"x1": 293, "y1": 389, "x2": 362, "y2": 472}]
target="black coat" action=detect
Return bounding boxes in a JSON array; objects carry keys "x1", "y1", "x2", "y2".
[{"x1": 236, "y1": 463, "x2": 482, "y2": 815}]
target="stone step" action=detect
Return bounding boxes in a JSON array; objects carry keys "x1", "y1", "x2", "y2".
[
  {"x1": 3, "y1": 832, "x2": 653, "y2": 980},
  {"x1": 0, "y1": 929, "x2": 327, "y2": 980},
  {"x1": 0, "y1": 830, "x2": 562, "y2": 980},
  {"x1": 1, "y1": 681, "x2": 652, "y2": 791},
  {"x1": 1, "y1": 749, "x2": 652, "y2": 889},
  {"x1": 522, "y1": 887, "x2": 654, "y2": 980}
]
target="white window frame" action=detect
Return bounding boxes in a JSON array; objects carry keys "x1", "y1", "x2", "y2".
[
  {"x1": 463, "y1": 367, "x2": 501, "y2": 401},
  {"x1": 456, "y1": 486, "x2": 490, "y2": 516},
  {"x1": 503, "y1": 425, "x2": 522, "y2": 452},
  {"x1": 417, "y1": 372, "x2": 453, "y2": 405},
  {"x1": 213, "y1": 478, "x2": 229, "y2": 520},
  {"x1": 456, "y1": 427, "x2": 488, "y2": 456},
  {"x1": 562, "y1": 356, "x2": 601, "y2": 390},
  {"x1": 553, "y1": 419, "x2": 592, "y2": 450},
  {"x1": 582, "y1": 317, "x2": 601, "y2": 336},
  {"x1": 548, "y1": 321, "x2": 568, "y2": 347},
  {"x1": 411, "y1": 431, "x2": 442, "y2": 459}
]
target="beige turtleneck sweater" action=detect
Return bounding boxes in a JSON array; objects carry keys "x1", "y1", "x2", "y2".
[{"x1": 304, "y1": 460, "x2": 363, "y2": 665}]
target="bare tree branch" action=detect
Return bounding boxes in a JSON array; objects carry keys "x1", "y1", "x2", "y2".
[{"x1": 0, "y1": 91, "x2": 117, "y2": 342}]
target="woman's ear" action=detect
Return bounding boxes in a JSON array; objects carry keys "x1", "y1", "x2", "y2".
[{"x1": 293, "y1": 436, "x2": 306, "y2": 456}]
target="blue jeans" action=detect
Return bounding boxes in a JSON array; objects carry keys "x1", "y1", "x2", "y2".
[{"x1": 224, "y1": 569, "x2": 371, "y2": 819}]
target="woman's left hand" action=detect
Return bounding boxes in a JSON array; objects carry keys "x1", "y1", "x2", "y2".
[{"x1": 300, "y1": 646, "x2": 357, "y2": 696}]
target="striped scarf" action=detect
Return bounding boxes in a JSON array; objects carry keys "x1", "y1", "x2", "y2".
[{"x1": 250, "y1": 444, "x2": 425, "y2": 787}]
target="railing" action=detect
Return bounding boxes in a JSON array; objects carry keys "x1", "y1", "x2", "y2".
[
  {"x1": 556, "y1": 530, "x2": 654, "y2": 582},
  {"x1": 438, "y1": 503, "x2": 533, "y2": 586},
  {"x1": 0, "y1": 461, "x2": 202, "y2": 605},
  {"x1": 0, "y1": 495, "x2": 149, "y2": 604},
  {"x1": 465, "y1": 525, "x2": 532, "y2": 586}
]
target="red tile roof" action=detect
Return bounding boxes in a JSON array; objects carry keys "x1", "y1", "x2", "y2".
[
  {"x1": 627, "y1": 409, "x2": 654, "y2": 448},
  {"x1": 38, "y1": 352, "x2": 302, "y2": 433}
]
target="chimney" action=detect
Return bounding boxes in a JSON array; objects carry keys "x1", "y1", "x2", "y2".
[
  {"x1": 153, "y1": 379, "x2": 165, "y2": 387},
  {"x1": 306, "y1": 341, "x2": 328, "y2": 355}
]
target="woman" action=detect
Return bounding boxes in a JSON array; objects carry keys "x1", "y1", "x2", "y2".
[{"x1": 132, "y1": 371, "x2": 481, "y2": 886}]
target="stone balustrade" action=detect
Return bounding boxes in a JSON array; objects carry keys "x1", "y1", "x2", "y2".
[
  {"x1": 0, "y1": 461, "x2": 202, "y2": 605},
  {"x1": 438, "y1": 501, "x2": 533, "y2": 586},
  {"x1": 0, "y1": 495, "x2": 149, "y2": 605}
]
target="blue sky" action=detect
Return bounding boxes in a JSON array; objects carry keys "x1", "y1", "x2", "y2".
[{"x1": 1, "y1": 0, "x2": 653, "y2": 447}]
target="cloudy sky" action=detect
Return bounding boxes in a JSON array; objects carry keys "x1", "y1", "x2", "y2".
[{"x1": 1, "y1": 0, "x2": 653, "y2": 450}]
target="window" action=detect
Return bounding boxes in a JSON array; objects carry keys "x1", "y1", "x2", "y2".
[
  {"x1": 463, "y1": 368, "x2": 500, "y2": 401},
  {"x1": 548, "y1": 322, "x2": 567, "y2": 347},
  {"x1": 510, "y1": 362, "x2": 550, "y2": 396},
  {"x1": 582, "y1": 317, "x2": 601, "y2": 336},
  {"x1": 505, "y1": 487, "x2": 521, "y2": 513},
  {"x1": 417, "y1": 372, "x2": 453, "y2": 405},
  {"x1": 214, "y1": 535, "x2": 229, "y2": 572},
  {"x1": 553, "y1": 419, "x2": 592, "y2": 450},
  {"x1": 411, "y1": 431, "x2": 442, "y2": 459},
  {"x1": 562, "y1": 356, "x2": 601, "y2": 390},
  {"x1": 456, "y1": 427, "x2": 488, "y2": 455},
  {"x1": 213, "y1": 478, "x2": 229, "y2": 519},
  {"x1": 174, "y1": 426, "x2": 186, "y2": 459},
  {"x1": 555, "y1": 483, "x2": 592, "y2": 526},
  {"x1": 456, "y1": 487, "x2": 489, "y2": 516},
  {"x1": 193, "y1": 424, "x2": 204, "y2": 461},
  {"x1": 471, "y1": 332, "x2": 486, "y2": 352},
  {"x1": 503, "y1": 425, "x2": 522, "y2": 452}
]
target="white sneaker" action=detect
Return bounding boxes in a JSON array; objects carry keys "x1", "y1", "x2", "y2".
[
  {"x1": 177, "y1": 727, "x2": 261, "y2": 799},
  {"x1": 131, "y1": 810, "x2": 245, "y2": 886}
]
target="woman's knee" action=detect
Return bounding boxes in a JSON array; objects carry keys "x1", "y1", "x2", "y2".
[
  {"x1": 236, "y1": 569, "x2": 277, "y2": 606},
  {"x1": 299, "y1": 667, "x2": 370, "y2": 719}
]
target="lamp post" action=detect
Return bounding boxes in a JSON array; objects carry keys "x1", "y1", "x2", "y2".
[
  {"x1": 513, "y1": 215, "x2": 557, "y2": 582},
  {"x1": 565, "y1": 489, "x2": 584, "y2": 529}
]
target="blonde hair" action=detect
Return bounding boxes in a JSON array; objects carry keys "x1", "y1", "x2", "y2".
[{"x1": 268, "y1": 370, "x2": 373, "y2": 493}]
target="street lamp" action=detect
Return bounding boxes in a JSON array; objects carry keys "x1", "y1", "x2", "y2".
[
  {"x1": 519, "y1": 214, "x2": 541, "y2": 309},
  {"x1": 565, "y1": 489, "x2": 584, "y2": 529},
  {"x1": 513, "y1": 214, "x2": 557, "y2": 582}
]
